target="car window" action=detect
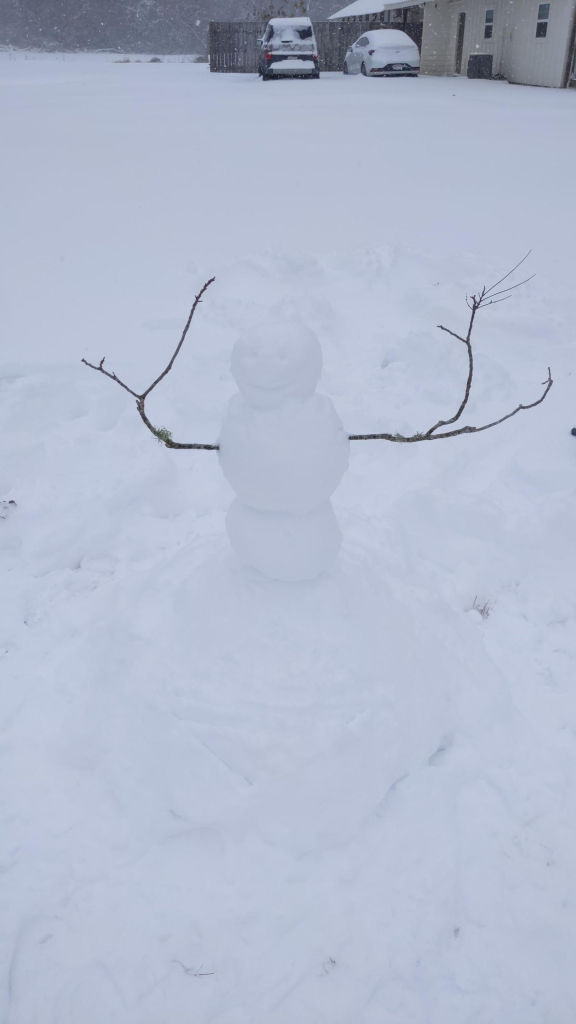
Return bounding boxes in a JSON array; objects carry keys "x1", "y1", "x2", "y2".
[
  {"x1": 297, "y1": 26, "x2": 312, "y2": 39},
  {"x1": 357, "y1": 37, "x2": 369, "y2": 46},
  {"x1": 264, "y1": 25, "x2": 273, "y2": 42}
]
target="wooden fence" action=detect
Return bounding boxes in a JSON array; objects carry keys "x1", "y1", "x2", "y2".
[
  {"x1": 209, "y1": 21, "x2": 411, "y2": 74},
  {"x1": 209, "y1": 21, "x2": 266, "y2": 74}
]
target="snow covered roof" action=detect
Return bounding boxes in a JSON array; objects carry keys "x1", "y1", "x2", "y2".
[
  {"x1": 268, "y1": 17, "x2": 313, "y2": 25},
  {"x1": 329, "y1": 0, "x2": 423, "y2": 18}
]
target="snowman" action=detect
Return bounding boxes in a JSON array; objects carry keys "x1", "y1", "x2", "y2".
[
  {"x1": 218, "y1": 322, "x2": 349, "y2": 582},
  {"x1": 84, "y1": 269, "x2": 552, "y2": 585}
]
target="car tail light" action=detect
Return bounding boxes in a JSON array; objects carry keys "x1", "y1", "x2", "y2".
[
  {"x1": 265, "y1": 52, "x2": 272, "y2": 60},
  {"x1": 313, "y1": 54, "x2": 318, "y2": 59}
]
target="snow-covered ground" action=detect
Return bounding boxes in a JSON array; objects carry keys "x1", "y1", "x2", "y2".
[{"x1": 1, "y1": 55, "x2": 575, "y2": 1022}]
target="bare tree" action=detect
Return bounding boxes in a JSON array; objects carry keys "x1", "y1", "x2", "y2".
[
  {"x1": 82, "y1": 259, "x2": 552, "y2": 452},
  {"x1": 250, "y1": 0, "x2": 307, "y2": 18}
]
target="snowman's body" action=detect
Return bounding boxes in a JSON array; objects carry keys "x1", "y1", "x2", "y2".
[{"x1": 219, "y1": 323, "x2": 349, "y2": 581}]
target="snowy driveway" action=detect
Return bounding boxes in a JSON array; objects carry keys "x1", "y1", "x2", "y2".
[{"x1": 1, "y1": 56, "x2": 576, "y2": 1023}]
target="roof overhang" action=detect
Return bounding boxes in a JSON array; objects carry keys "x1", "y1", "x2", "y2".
[{"x1": 329, "y1": 0, "x2": 424, "y2": 19}]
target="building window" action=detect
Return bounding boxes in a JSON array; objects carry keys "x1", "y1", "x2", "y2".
[
  {"x1": 484, "y1": 9, "x2": 494, "y2": 38},
  {"x1": 536, "y1": 3, "x2": 550, "y2": 36}
]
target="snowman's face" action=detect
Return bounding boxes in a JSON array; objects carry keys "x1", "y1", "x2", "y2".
[{"x1": 231, "y1": 323, "x2": 323, "y2": 408}]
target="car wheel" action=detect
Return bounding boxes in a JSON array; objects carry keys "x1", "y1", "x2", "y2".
[
  {"x1": 361, "y1": 62, "x2": 367, "y2": 76},
  {"x1": 311, "y1": 72, "x2": 320, "y2": 79}
]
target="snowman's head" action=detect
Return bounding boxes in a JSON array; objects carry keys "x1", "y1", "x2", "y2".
[{"x1": 231, "y1": 322, "x2": 323, "y2": 409}]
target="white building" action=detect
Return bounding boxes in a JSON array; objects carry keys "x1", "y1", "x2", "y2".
[{"x1": 329, "y1": 0, "x2": 576, "y2": 86}]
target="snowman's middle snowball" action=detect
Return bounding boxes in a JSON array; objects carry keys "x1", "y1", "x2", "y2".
[{"x1": 219, "y1": 392, "x2": 349, "y2": 515}]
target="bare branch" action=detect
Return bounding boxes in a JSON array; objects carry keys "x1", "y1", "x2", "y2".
[
  {"x1": 349, "y1": 260, "x2": 552, "y2": 444},
  {"x1": 83, "y1": 278, "x2": 219, "y2": 450},
  {"x1": 141, "y1": 277, "x2": 215, "y2": 400},
  {"x1": 483, "y1": 251, "x2": 531, "y2": 296},
  {"x1": 80, "y1": 357, "x2": 140, "y2": 398},
  {"x1": 479, "y1": 275, "x2": 535, "y2": 303},
  {"x1": 349, "y1": 370, "x2": 552, "y2": 442},
  {"x1": 479, "y1": 295, "x2": 512, "y2": 307},
  {"x1": 135, "y1": 398, "x2": 218, "y2": 450},
  {"x1": 434, "y1": 326, "x2": 467, "y2": 344},
  {"x1": 422, "y1": 293, "x2": 479, "y2": 437}
]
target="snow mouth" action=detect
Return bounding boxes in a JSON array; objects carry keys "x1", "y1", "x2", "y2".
[{"x1": 234, "y1": 376, "x2": 299, "y2": 393}]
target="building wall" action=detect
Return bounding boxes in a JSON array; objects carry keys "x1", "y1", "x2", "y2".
[
  {"x1": 421, "y1": 0, "x2": 576, "y2": 85},
  {"x1": 459, "y1": 0, "x2": 506, "y2": 74},
  {"x1": 422, "y1": 0, "x2": 507, "y2": 76},
  {"x1": 420, "y1": 2, "x2": 458, "y2": 74},
  {"x1": 500, "y1": 0, "x2": 575, "y2": 86}
]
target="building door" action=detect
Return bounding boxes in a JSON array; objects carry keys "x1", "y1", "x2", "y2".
[{"x1": 455, "y1": 12, "x2": 466, "y2": 73}]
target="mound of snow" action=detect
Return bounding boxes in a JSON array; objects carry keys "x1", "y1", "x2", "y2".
[{"x1": 2, "y1": 56, "x2": 576, "y2": 1023}]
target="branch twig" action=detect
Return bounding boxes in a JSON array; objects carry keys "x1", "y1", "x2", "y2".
[
  {"x1": 82, "y1": 277, "x2": 219, "y2": 450},
  {"x1": 349, "y1": 258, "x2": 552, "y2": 444},
  {"x1": 172, "y1": 960, "x2": 214, "y2": 977}
]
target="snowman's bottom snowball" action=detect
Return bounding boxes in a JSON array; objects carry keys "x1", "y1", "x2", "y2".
[{"x1": 226, "y1": 499, "x2": 342, "y2": 581}]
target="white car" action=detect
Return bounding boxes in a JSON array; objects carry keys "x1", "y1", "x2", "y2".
[{"x1": 344, "y1": 29, "x2": 420, "y2": 77}]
